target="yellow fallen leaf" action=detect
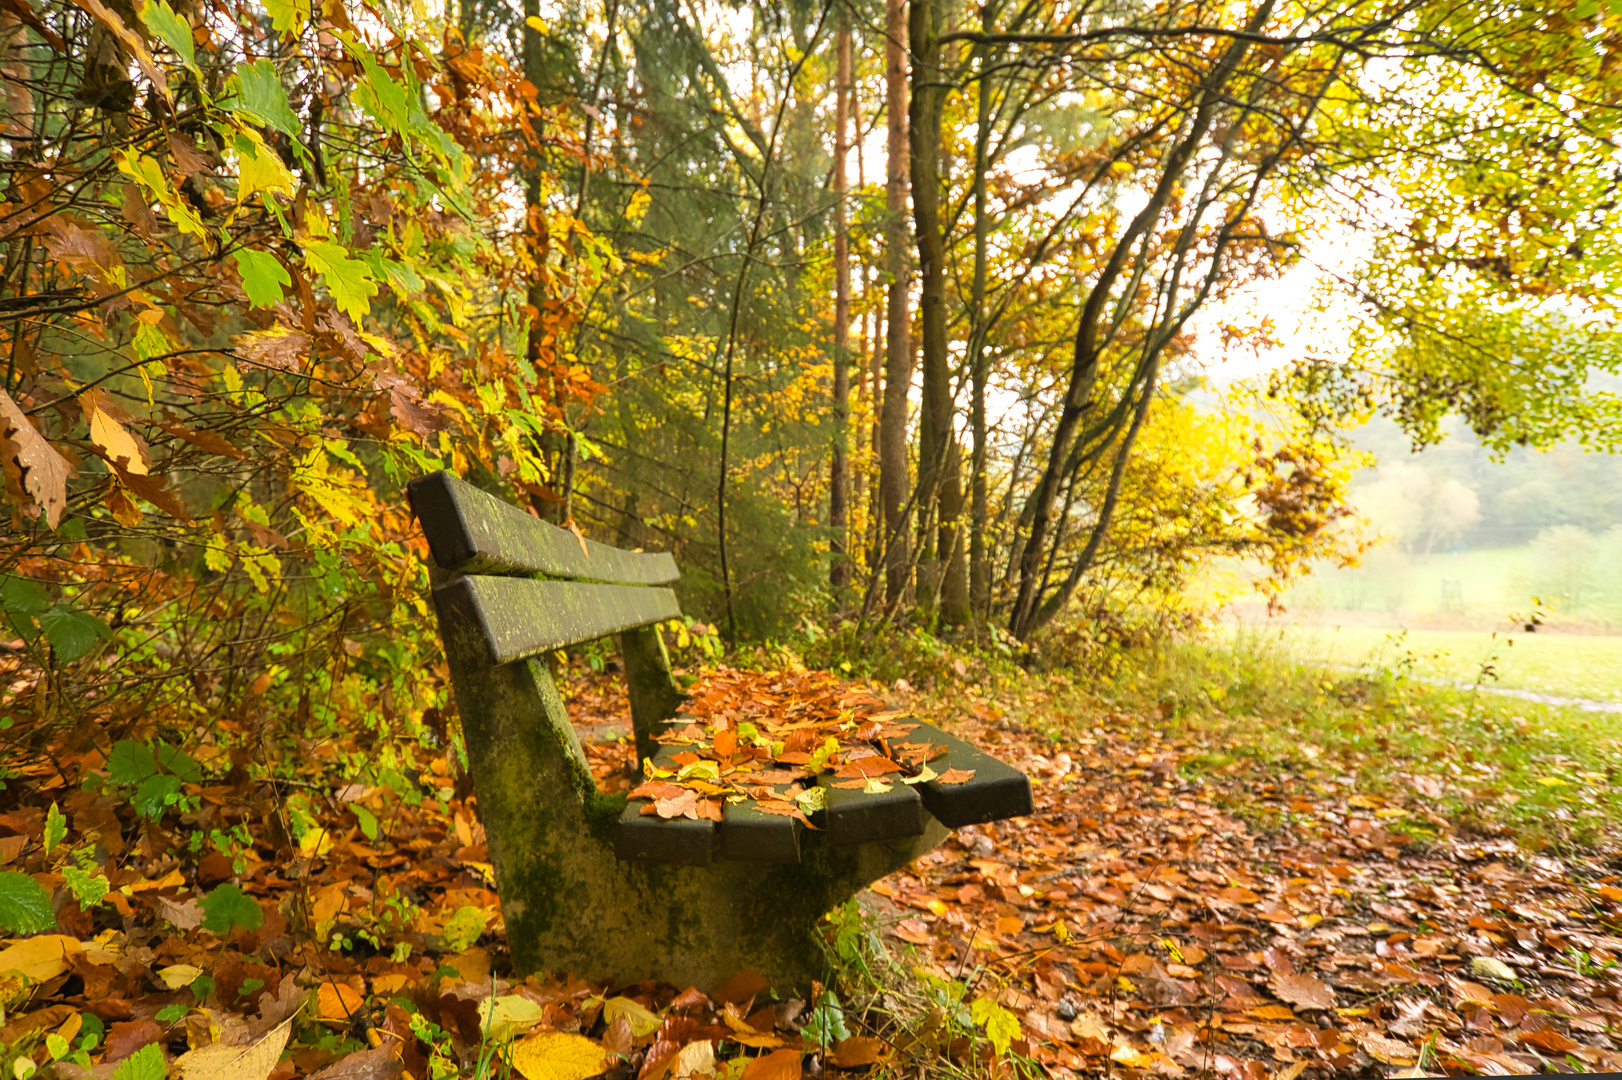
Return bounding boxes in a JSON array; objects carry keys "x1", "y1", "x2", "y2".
[
  {"x1": 480, "y1": 994, "x2": 546, "y2": 1042},
  {"x1": 510, "y1": 1031, "x2": 612, "y2": 1080},
  {"x1": 0, "y1": 936, "x2": 83, "y2": 982},
  {"x1": 602, "y1": 996, "x2": 661, "y2": 1038},
  {"x1": 174, "y1": 1015, "x2": 294, "y2": 1080},
  {"x1": 158, "y1": 963, "x2": 204, "y2": 990},
  {"x1": 1536, "y1": 777, "x2": 1566, "y2": 787}
]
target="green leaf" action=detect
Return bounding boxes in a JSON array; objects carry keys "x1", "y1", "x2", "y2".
[
  {"x1": 262, "y1": 0, "x2": 309, "y2": 36},
  {"x1": 229, "y1": 59, "x2": 302, "y2": 138},
  {"x1": 0, "y1": 871, "x2": 55, "y2": 934},
  {"x1": 133, "y1": 773, "x2": 182, "y2": 819},
  {"x1": 0, "y1": 576, "x2": 49, "y2": 615},
  {"x1": 303, "y1": 240, "x2": 378, "y2": 320},
  {"x1": 440, "y1": 905, "x2": 487, "y2": 951},
  {"x1": 62, "y1": 865, "x2": 109, "y2": 908},
  {"x1": 137, "y1": 0, "x2": 197, "y2": 75},
  {"x1": 359, "y1": 61, "x2": 410, "y2": 132},
  {"x1": 200, "y1": 883, "x2": 264, "y2": 936},
  {"x1": 350, "y1": 802, "x2": 378, "y2": 841},
  {"x1": 108, "y1": 740, "x2": 157, "y2": 785},
  {"x1": 43, "y1": 802, "x2": 65, "y2": 856},
  {"x1": 111, "y1": 1043, "x2": 165, "y2": 1080},
  {"x1": 801, "y1": 991, "x2": 850, "y2": 1047},
  {"x1": 155, "y1": 742, "x2": 201, "y2": 783},
  {"x1": 232, "y1": 249, "x2": 290, "y2": 308},
  {"x1": 38, "y1": 605, "x2": 111, "y2": 662},
  {"x1": 154, "y1": 1003, "x2": 187, "y2": 1024}
]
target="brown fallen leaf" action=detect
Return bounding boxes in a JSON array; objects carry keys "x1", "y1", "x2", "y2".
[
  {"x1": 936, "y1": 768, "x2": 975, "y2": 784},
  {"x1": 1358, "y1": 1031, "x2": 1418, "y2": 1066},
  {"x1": 307, "y1": 1047, "x2": 404, "y2": 1080},
  {"x1": 1270, "y1": 973, "x2": 1335, "y2": 1012}
]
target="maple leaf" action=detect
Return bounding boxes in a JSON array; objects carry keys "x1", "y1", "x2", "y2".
[
  {"x1": 0, "y1": 388, "x2": 71, "y2": 528},
  {"x1": 304, "y1": 240, "x2": 379, "y2": 321}
]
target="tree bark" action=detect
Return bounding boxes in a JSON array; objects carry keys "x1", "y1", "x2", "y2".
[
  {"x1": 829, "y1": 8, "x2": 852, "y2": 590},
  {"x1": 967, "y1": 20, "x2": 992, "y2": 622},
  {"x1": 909, "y1": 0, "x2": 949, "y2": 619},
  {"x1": 879, "y1": 0, "x2": 912, "y2": 606}
]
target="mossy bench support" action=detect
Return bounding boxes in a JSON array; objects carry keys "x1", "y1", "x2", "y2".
[{"x1": 407, "y1": 470, "x2": 1033, "y2": 991}]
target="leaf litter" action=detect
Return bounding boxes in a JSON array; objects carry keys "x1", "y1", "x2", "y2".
[{"x1": 0, "y1": 659, "x2": 1621, "y2": 1077}]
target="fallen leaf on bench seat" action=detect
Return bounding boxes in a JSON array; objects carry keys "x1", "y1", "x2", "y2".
[
  {"x1": 832, "y1": 756, "x2": 902, "y2": 778},
  {"x1": 511, "y1": 1031, "x2": 612, "y2": 1080},
  {"x1": 936, "y1": 768, "x2": 976, "y2": 784},
  {"x1": 650, "y1": 790, "x2": 699, "y2": 818},
  {"x1": 754, "y1": 800, "x2": 814, "y2": 827},
  {"x1": 629, "y1": 781, "x2": 688, "y2": 801}
]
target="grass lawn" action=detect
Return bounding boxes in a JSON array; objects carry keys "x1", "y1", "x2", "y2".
[
  {"x1": 1075, "y1": 630, "x2": 1622, "y2": 847},
  {"x1": 1224, "y1": 622, "x2": 1622, "y2": 703}
]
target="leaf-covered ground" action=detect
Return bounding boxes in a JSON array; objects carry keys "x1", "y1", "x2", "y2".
[{"x1": 4, "y1": 660, "x2": 1622, "y2": 1079}]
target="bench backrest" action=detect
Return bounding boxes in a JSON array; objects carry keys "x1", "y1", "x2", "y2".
[{"x1": 407, "y1": 470, "x2": 682, "y2": 668}]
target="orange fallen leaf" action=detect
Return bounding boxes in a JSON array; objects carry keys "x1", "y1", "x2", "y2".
[
  {"x1": 936, "y1": 768, "x2": 975, "y2": 784},
  {"x1": 317, "y1": 981, "x2": 364, "y2": 1021},
  {"x1": 740, "y1": 1048, "x2": 801, "y2": 1080}
]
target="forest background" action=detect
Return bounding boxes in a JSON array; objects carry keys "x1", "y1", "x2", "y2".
[{"x1": 4, "y1": 0, "x2": 1622, "y2": 1073}]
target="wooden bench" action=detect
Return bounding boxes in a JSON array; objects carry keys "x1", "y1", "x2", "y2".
[{"x1": 408, "y1": 470, "x2": 1033, "y2": 990}]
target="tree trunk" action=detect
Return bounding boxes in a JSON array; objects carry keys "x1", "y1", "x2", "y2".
[
  {"x1": 909, "y1": 0, "x2": 947, "y2": 617},
  {"x1": 1007, "y1": 0, "x2": 1275, "y2": 640},
  {"x1": 967, "y1": 24, "x2": 992, "y2": 622},
  {"x1": 879, "y1": 0, "x2": 911, "y2": 607},
  {"x1": 938, "y1": 440, "x2": 971, "y2": 628},
  {"x1": 829, "y1": 9, "x2": 852, "y2": 591}
]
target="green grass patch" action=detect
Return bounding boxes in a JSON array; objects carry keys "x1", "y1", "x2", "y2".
[
  {"x1": 1087, "y1": 629, "x2": 1622, "y2": 849},
  {"x1": 1229, "y1": 623, "x2": 1622, "y2": 704}
]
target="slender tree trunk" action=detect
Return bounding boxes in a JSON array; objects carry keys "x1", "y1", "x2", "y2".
[
  {"x1": 829, "y1": 8, "x2": 852, "y2": 591},
  {"x1": 909, "y1": 0, "x2": 948, "y2": 617},
  {"x1": 1007, "y1": 0, "x2": 1275, "y2": 639},
  {"x1": 879, "y1": 0, "x2": 912, "y2": 606},
  {"x1": 967, "y1": 24, "x2": 992, "y2": 622},
  {"x1": 938, "y1": 440, "x2": 970, "y2": 626}
]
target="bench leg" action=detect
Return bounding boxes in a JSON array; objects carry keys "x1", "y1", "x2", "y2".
[{"x1": 619, "y1": 624, "x2": 684, "y2": 765}]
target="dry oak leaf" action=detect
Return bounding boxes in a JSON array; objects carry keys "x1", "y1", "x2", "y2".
[
  {"x1": 0, "y1": 389, "x2": 70, "y2": 527},
  {"x1": 0, "y1": 934, "x2": 82, "y2": 981},
  {"x1": 1270, "y1": 973, "x2": 1335, "y2": 1012},
  {"x1": 740, "y1": 1048, "x2": 802, "y2": 1080},
  {"x1": 174, "y1": 1015, "x2": 294, "y2": 1080},
  {"x1": 307, "y1": 1046, "x2": 404, "y2": 1080},
  {"x1": 510, "y1": 1031, "x2": 613, "y2": 1080}
]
